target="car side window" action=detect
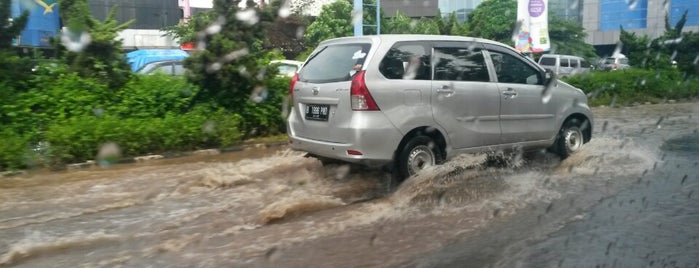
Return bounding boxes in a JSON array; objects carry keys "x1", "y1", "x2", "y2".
[
  {"x1": 155, "y1": 64, "x2": 173, "y2": 75},
  {"x1": 488, "y1": 50, "x2": 542, "y2": 85},
  {"x1": 571, "y1": 59, "x2": 579, "y2": 68},
  {"x1": 379, "y1": 42, "x2": 431, "y2": 80},
  {"x1": 560, "y1": 59, "x2": 570, "y2": 67},
  {"x1": 434, "y1": 47, "x2": 489, "y2": 82}
]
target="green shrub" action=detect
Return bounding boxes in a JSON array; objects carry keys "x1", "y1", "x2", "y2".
[
  {"x1": 564, "y1": 69, "x2": 699, "y2": 106},
  {"x1": 240, "y1": 76, "x2": 291, "y2": 137},
  {"x1": 110, "y1": 74, "x2": 199, "y2": 118},
  {"x1": 0, "y1": 129, "x2": 32, "y2": 170},
  {"x1": 44, "y1": 111, "x2": 243, "y2": 165}
]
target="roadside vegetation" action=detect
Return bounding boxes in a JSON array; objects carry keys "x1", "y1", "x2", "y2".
[{"x1": 1, "y1": 0, "x2": 697, "y2": 171}]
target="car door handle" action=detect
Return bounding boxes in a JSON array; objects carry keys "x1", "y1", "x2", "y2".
[
  {"x1": 503, "y1": 88, "x2": 517, "y2": 97},
  {"x1": 436, "y1": 85, "x2": 455, "y2": 94}
]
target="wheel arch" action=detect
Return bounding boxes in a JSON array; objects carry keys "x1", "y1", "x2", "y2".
[{"x1": 393, "y1": 126, "x2": 447, "y2": 164}]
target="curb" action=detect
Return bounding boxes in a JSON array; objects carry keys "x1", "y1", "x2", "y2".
[{"x1": 1, "y1": 141, "x2": 290, "y2": 177}]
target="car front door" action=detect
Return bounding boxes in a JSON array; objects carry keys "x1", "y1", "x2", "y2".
[
  {"x1": 484, "y1": 44, "x2": 556, "y2": 144},
  {"x1": 431, "y1": 42, "x2": 501, "y2": 149}
]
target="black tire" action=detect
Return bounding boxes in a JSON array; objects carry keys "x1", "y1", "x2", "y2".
[
  {"x1": 396, "y1": 135, "x2": 443, "y2": 181},
  {"x1": 555, "y1": 119, "x2": 584, "y2": 159}
]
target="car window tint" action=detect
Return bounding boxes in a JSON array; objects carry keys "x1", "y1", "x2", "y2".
[
  {"x1": 434, "y1": 47, "x2": 489, "y2": 82},
  {"x1": 539, "y1": 57, "x2": 556, "y2": 66},
  {"x1": 299, "y1": 43, "x2": 371, "y2": 83},
  {"x1": 560, "y1": 59, "x2": 570, "y2": 67},
  {"x1": 155, "y1": 64, "x2": 173, "y2": 74},
  {"x1": 379, "y1": 42, "x2": 431, "y2": 80},
  {"x1": 570, "y1": 59, "x2": 579, "y2": 67},
  {"x1": 489, "y1": 50, "x2": 542, "y2": 85}
]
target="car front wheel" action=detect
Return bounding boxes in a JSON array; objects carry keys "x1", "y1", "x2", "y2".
[{"x1": 556, "y1": 119, "x2": 584, "y2": 159}]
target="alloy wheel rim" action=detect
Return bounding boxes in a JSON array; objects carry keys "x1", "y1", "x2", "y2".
[
  {"x1": 565, "y1": 128, "x2": 583, "y2": 152},
  {"x1": 408, "y1": 145, "x2": 435, "y2": 176}
]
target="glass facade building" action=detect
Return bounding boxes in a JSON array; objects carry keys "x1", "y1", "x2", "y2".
[
  {"x1": 599, "y1": 0, "x2": 648, "y2": 31},
  {"x1": 670, "y1": 0, "x2": 699, "y2": 26},
  {"x1": 549, "y1": 0, "x2": 582, "y2": 23},
  {"x1": 438, "y1": 0, "x2": 483, "y2": 22},
  {"x1": 88, "y1": 0, "x2": 181, "y2": 30}
]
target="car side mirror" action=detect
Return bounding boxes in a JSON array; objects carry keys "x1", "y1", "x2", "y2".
[{"x1": 544, "y1": 69, "x2": 557, "y2": 87}]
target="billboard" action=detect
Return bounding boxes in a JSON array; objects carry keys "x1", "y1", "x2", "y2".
[
  {"x1": 11, "y1": 0, "x2": 61, "y2": 47},
  {"x1": 514, "y1": 0, "x2": 550, "y2": 53}
]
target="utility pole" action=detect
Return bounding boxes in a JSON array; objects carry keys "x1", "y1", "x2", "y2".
[{"x1": 353, "y1": 0, "x2": 380, "y2": 36}]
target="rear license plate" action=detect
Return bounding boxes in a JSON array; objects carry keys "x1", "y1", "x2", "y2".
[{"x1": 305, "y1": 104, "x2": 330, "y2": 121}]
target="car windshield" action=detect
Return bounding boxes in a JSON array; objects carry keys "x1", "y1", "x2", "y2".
[
  {"x1": 298, "y1": 43, "x2": 371, "y2": 83},
  {"x1": 604, "y1": 58, "x2": 616, "y2": 64}
]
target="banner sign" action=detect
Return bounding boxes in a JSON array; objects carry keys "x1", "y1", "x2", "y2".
[
  {"x1": 514, "y1": 0, "x2": 550, "y2": 53},
  {"x1": 11, "y1": 0, "x2": 61, "y2": 47}
]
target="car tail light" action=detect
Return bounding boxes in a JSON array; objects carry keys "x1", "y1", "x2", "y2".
[
  {"x1": 350, "y1": 71, "x2": 379, "y2": 111},
  {"x1": 289, "y1": 73, "x2": 299, "y2": 102},
  {"x1": 347, "y1": 150, "x2": 363, "y2": 155},
  {"x1": 612, "y1": 63, "x2": 618, "y2": 70}
]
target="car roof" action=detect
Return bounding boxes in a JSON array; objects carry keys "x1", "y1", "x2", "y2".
[{"x1": 319, "y1": 34, "x2": 508, "y2": 48}]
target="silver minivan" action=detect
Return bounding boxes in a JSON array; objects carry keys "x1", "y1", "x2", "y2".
[
  {"x1": 538, "y1": 54, "x2": 592, "y2": 77},
  {"x1": 287, "y1": 35, "x2": 593, "y2": 180}
]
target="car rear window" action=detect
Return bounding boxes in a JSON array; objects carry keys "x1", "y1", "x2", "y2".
[
  {"x1": 298, "y1": 43, "x2": 371, "y2": 83},
  {"x1": 539, "y1": 57, "x2": 556, "y2": 66}
]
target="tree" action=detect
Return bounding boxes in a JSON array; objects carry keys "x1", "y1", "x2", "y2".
[
  {"x1": 0, "y1": 0, "x2": 31, "y2": 91},
  {"x1": 466, "y1": 0, "x2": 517, "y2": 44},
  {"x1": 0, "y1": 0, "x2": 28, "y2": 49},
  {"x1": 303, "y1": 0, "x2": 379, "y2": 49},
  {"x1": 548, "y1": 16, "x2": 596, "y2": 60},
  {"x1": 57, "y1": 0, "x2": 134, "y2": 89}
]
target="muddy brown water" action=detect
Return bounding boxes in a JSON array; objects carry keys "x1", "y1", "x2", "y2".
[{"x1": 1, "y1": 102, "x2": 697, "y2": 267}]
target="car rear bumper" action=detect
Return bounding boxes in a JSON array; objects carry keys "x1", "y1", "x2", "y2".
[{"x1": 287, "y1": 113, "x2": 402, "y2": 167}]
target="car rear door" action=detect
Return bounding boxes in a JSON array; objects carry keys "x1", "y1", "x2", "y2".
[
  {"x1": 431, "y1": 42, "x2": 501, "y2": 149},
  {"x1": 484, "y1": 44, "x2": 556, "y2": 144},
  {"x1": 290, "y1": 41, "x2": 373, "y2": 143}
]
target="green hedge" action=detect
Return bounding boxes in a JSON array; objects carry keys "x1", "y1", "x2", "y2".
[
  {"x1": 1, "y1": 70, "x2": 293, "y2": 171},
  {"x1": 563, "y1": 69, "x2": 699, "y2": 106},
  {"x1": 43, "y1": 111, "x2": 243, "y2": 165}
]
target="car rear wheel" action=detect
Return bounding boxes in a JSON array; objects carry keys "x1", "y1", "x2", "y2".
[
  {"x1": 556, "y1": 119, "x2": 584, "y2": 159},
  {"x1": 396, "y1": 135, "x2": 442, "y2": 181}
]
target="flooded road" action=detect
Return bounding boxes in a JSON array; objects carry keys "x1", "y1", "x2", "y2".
[{"x1": 1, "y1": 102, "x2": 698, "y2": 267}]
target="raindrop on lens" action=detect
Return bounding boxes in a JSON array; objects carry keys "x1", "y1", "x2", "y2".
[
  {"x1": 351, "y1": 9, "x2": 363, "y2": 25},
  {"x1": 627, "y1": 0, "x2": 638, "y2": 10},
  {"x1": 296, "y1": 26, "x2": 305, "y2": 39},
  {"x1": 236, "y1": 9, "x2": 259, "y2": 25},
  {"x1": 278, "y1": 0, "x2": 291, "y2": 18},
  {"x1": 61, "y1": 30, "x2": 92, "y2": 52}
]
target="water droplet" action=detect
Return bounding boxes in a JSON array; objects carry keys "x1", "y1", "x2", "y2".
[
  {"x1": 278, "y1": 0, "x2": 291, "y2": 18},
  {"x1": 681, "y1": 174, "x2": 688, "y2": 185},
  {"x1": 541, "y1": 85, "x2": 553, "y2": 104},
  {"x1": 207, "y1": 62, "x2": 222, "y2": 73},
  {"x1": 296, "y1": 26, "x2": 305, "y2": 39},
  {"x1": 97, "y1": 142, "x2": 121, "y2": 167},
  {"x1": 203, "y1": 121, "x2": 215, "y2": 134},
  {"x1": 640, "y1": 79, "x2": 646, "y2": 86},
  {"x1": 61, "y1": 30, "x2": 92, "y2": 52},
  {"x1": 602, "y1": 121, "x2": 609, "y2": 132},
  {"x1": 627, "y1": 0, "x2": 638, "y2": 10},
  {"x1": 351, "y1": 9, "x2": 363, "y2": 25},
  {"x1": 569, "y1": 0, "x2": 579, "y2": 9},
  {"x1": 250, "y1": 86, "x2": 268, "y2": 103},
  {"x1": 92, "y1": 108, "x2": 104, "y2": 117},
  {"x1": 492, "y1": 208, "x2": 500, "y2": 217},
  {"x1": 236, "y1": 9, "x2": 259, "y2": 25},
  {"x1": 205, "y1": 22, "x2": 222, "y2": 35},
  {"x1": 545, "y1": 203, "x2": 553, "y2": 213}
]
